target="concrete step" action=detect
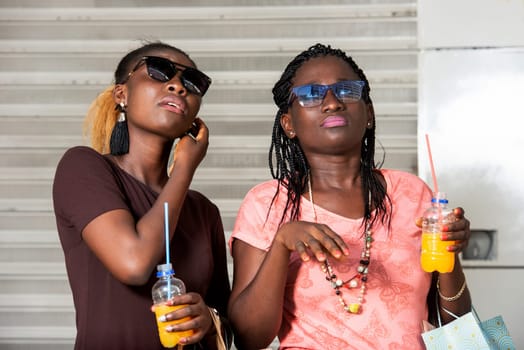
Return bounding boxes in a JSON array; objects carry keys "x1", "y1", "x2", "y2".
[
  {"x1": 0, "y1": 5, "x2": 416, "y2": 40},
  {"x1": 0, "y1": 0, "x2": 411, "y2": 7},
  {"x1": 0, "y1": 198, "x2": 242, "y2": 214},
  {"x1": 0, "y1": 230, "x2": 62, "y2": 263},
  {"x1": 0, "y1": 198, "x2": 242, "y2": 234},
  {"x1": 0, "y1": 211, "x2": 57, "y2": 231},
  {"x1": 0, "y1": 145, "x2": 417, "y2": 174},
  {"x1": 0, "y1": 294, "x2": 74, "y2": 327},
  {"x1": 0, "y1": 114, "x2": 414, "y2": 138},
  {"x1": 0, "y1": 4, "x2": 416, "y2": 21},
  {"x1": 0, "y1": 37, "x2": 417, "y2": 56},
  {"x1": 0, "y1": 87, "x2": 416, "y2": 105},
  {"x1": 0, "y1": 166, "x2": 270, "y2": 181},
  {"x1": 0, "y1": 178, "x2": 260, "y2": 201},
  {"x1": 1, "y1": 19, "x2": 415, "y2": 42},
  {"x1": 0, "y1": 83, "x2": 417, "y2": 105},
  {"x1": 0, "y1": 326, "x2": 74, "y2": 350},
  {"x1": 0, "y1": 69, "x2": 417, "y2": 86},
  {"x1": 0, "y1": 50, "x2": 417, "y2": 73},
  {"x1": 0, "y1": 134, "x2": 416, "y2": 149},
  {"x1": 0, "y1": 101, "x2": 416, "y2": 118}
]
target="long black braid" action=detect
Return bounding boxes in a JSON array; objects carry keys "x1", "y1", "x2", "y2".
[{"x1": 269, "y1": 43, "x2": 392, "y2": 231}]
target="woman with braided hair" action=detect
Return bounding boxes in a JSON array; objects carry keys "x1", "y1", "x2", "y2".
[
  {"x1": 53, "y1": 41, "x2": 231, "y2": 349},
  {"x1": 227, "y1": 43, "x2": 472, "y2": 349}
]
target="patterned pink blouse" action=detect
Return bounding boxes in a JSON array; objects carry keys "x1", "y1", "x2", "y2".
[{"x1": 231, "y1": 169, "x2": 433, "y2": 349}]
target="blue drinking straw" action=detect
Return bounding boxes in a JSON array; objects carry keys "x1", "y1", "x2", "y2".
[
  {"x1": 164, "y1": 202, "x2": 172, "y2": 299},
  {"x1": 164, "y1": 202, "x2": 170, "y2": 266}
]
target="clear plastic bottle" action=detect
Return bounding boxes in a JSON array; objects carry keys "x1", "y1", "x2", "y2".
[
  {"x1": 420, "y1": 192, "x2": 455, "y2": 273},
  {"x1": 152, "y1": 263, "x2": 193, "y2": 348}
]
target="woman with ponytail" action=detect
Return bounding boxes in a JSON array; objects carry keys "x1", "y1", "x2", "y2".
[
  {"x1": 227, "y1": 43, "x2": 472, "y2": 350},
  {"x1": 53, "y1": 41, "x2": 231, "y2": 350}
]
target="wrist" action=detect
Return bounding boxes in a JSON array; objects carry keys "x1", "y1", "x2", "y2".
[{"x1": 437, "y1": 274, "x2": 467, "y2": 302}]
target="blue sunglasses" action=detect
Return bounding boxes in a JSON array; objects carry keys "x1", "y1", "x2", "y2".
[{"x1": 288, "y1": 80, "x2": 366, "y2": 107}]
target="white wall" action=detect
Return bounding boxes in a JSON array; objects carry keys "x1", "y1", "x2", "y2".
[{"x1": 418, "y1": 0, "x2": 524, "y2": 347}]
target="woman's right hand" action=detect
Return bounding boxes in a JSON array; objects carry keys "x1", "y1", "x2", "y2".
[
  {"x1": 171, "y1": 117, "x2": 209, "y2": 174},
  {"x1": 273, "y1": 221, "x2": 349, "y2": 262}
]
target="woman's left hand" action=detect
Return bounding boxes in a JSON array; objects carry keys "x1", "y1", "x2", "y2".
[
  {"x1": 154, "y1": 292, "x2": 214, "y2": 345},
  {"x1": 416, "y1": 207, "x2": 471, "y2": 254}
]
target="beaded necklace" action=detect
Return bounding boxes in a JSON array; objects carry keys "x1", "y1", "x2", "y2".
[{"x1": 307, "y1": 176, "x2": 373, "y2": 314}]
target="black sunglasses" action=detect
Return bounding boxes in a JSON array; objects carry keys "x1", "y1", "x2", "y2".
[{"x1": 124, "y1": 56, "x2": 211, "y2": 96}]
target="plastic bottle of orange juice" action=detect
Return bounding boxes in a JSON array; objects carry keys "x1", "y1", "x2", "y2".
[
  {"x1": 420, "y1": 192, "x2": 455, "y2": 273},
  {"x1": 152, "y1": 263, "x2": 194, "y2": 348}
]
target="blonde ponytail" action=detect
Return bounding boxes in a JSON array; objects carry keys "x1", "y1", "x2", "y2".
[{"x1": 83, "y1": 86, "x2": 118, "y2": 154}]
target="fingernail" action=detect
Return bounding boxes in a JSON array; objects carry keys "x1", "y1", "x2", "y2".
[
  {"x1": 442, "y1": 225, "x2": 449, "y2": 232},
  {"x1": 440, "y1": 233, "x2": 448, "y2": 241},
  {"x1": 179, "y1": 338, "x2": 188, "y2": 344},
  {"x1": 446, "y1": 245, "x2": 454, "y2": 252},
  {"x1": 158, "y1": 314, "x2": 167, "y2": 322}
]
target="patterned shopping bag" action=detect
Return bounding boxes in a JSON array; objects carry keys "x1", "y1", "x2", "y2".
[
  {"x1": 422, "y1": 305, "x2": 515, "y2": 350},
  {"x1": 481, "y1": 315, "x2": 515, "y2": 350},
  {"x1": 422, "y1": 311, "x2": 490, "y2": 349}
]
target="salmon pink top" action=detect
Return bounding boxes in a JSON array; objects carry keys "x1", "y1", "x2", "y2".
[{"x1": 231, "y1": 169, "x2": 433, "y2": 350}]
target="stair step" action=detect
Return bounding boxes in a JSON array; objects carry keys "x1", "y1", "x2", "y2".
[
  {"x1": 0, "y1": 230, "x2": 58, "y2": 244},
  {"x1": 0, "y1": 179, "x2": 263, "y2": 200},
  {"x1": 0, "y1": 4, "x2": 416, "y2": 21},
  {"x1": 0, "y1": 70, "x2": 417, "y2": 85},
  {"x1": 0, "y1": 84, "x2": 416, "y2": 105},
  {"x1": 0, "y1": 262, "x2": 66, "y2": 277},
  {"x1": 0, "y1": 198, "x2": 242, "y2": 214},
  {"x1": 0, "y1": 211, "x2": 57, "y2": 230},
  {"x1": 0, "y1": 0, "x2": 410, "y2": 6},
  {"x1": 0, "y1": 37, "x2": 417, "y2": 55},
  {"x1": 0, "y1": 115, "x2": 414, "y2": 137},
  {"x1": 0, "y1": 102, "x2": 416, "y2": 118},
  {"x1": 0, "y1": 5, "x2": 416, "y2": 41},
  {"x1": 0, "y1": 326, "x2": 74, "y2": 343},
  {"x1": 0, "y1": 50, "x2": 417, "y2": 72},
  {"x1": 0, "y1": 167, "x2": 270, "y2": 181},
  {"x1": 0, "y1": 134, "x2": 416, "y2": 149}
]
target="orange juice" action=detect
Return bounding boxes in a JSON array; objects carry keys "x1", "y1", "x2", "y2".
[
  {"x1": 420, "y1": 232, "x2": 455, "y2": 273},
  {"x1": 154, "y1": 303, "x2": 194, "y2": 348}
]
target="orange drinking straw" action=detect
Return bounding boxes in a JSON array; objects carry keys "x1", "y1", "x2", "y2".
[{"x1": 425, "y1": 134, "x2": 439, "y2": 193}]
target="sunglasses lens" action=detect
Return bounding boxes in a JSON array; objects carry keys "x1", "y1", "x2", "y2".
[
  {"x1": 334, "y1": 81, "x2": 364, "y2": 103},
  {"x1": 293, "y1": 85, "x2": 324, "y2": 107},
  {"x1": 181, "y1": 68, "x2": 211, "y2": 96},
  {"x1": 144, "y1": 57, "x2": 210, "y2": 96},
  {"x1": 145, "y1": 57, "x2": 176, "y2": 83}
]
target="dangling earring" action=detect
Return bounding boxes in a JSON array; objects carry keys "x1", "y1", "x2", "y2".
[{"x1": 109, "y1": 102, "x2": 129, "y2": 155}]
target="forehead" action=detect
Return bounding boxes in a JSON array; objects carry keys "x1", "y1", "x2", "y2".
[
  {"x1": 143, "y1": 49, "x2": 195, "y2": 68},
  {"x1": 292, "y1": 55, "x2": 359, "y2": 85}
]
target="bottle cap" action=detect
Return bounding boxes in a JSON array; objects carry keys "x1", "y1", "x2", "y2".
[
  {"x1": 431, "y1": 192, "x2": 448, "y2": 204},
  {"x1": 156, "y1": 263, "x2": 175, "y2": 277}
]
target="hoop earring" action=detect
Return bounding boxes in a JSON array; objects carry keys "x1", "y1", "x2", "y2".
[{"x1": 109, "y1": 102, "x2": 129, "y2": 155}]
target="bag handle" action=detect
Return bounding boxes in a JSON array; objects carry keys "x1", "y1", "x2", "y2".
[{"x1": 435, "y1": 292, "x2": 477, "y2": 328}]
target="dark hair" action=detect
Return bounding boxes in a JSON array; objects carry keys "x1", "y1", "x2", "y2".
[
  {"x1": 269, "y1": 43, "x2": 391, "y2": 231},
  {"x1": 114, "y1": 41, "x2": 195, "y2": 84}
]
